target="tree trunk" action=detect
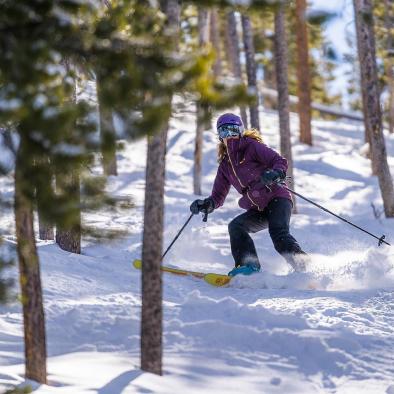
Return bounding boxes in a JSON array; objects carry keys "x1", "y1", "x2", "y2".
[
  {"x1": 210, "y1": 8, "x2": 222, "y2": 78},
  {"x1": 194, "y1": 8, "x2": 210, "y2": 196},
  {"x1": 56, "y1": 58, "x2": 82, "y2": 252},
  {"x1": 384, "y1": 0, "x2": 394, "y2": 134},
  {"x1": 55, "y1": 170, "x2": 81, "y2": 253},
  {"x1": 37, "y1": 201, "x2": 54, "y2": 241},
  {"x1": 353, "y1": 0, "x2": 394, "y2": 217},
  {"x1": 274, "y1": 2, "x2": 297, "y2": 212},
  {"x1": 388, "y1": 73, "x2": 394, "y2": 134},
  {"x1": 15, "y1": 139, "x2": 47, "y2": 384},
  {"x1": 36, "y1": 158, "x2": 54, "y2": 241},
  {"x1": 97, "y1": 77, "x2": 118, "y2": 176},
  {"x1": 295, "y1": 0, "x2": 312, "y2": 145},
  {"x1": 140, "y1": 0, "x2": 180, "y2": 375},
  {"x1": 141, "y1": 126, "x2": 167, "y2": 376},
  {"x1": 241, "y1": 14, "x2": 260, "y2": 130},
  {"x1": 353, "y1": 0, "x2": 372, "y2": 146},
  {"x1": 194, "y1": 103, "x2": 204, "y2": 196},
  {"x1": 225, "y1": 11, "x2": 248, "y2": 127}
]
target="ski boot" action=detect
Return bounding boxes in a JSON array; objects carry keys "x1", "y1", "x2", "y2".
[
  {"x1": 228, "y1": 261, "x2": 261, "y2": 277},
  {"x1": 285, "y1": 252, "x2": 310, "y2": 273}
]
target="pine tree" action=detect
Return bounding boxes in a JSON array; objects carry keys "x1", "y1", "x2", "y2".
[
  {"x1": 241, "y1": 14, "x2": 260, "y2": 130},
  {"x1": 15, "y1": 140, "x2": 47, "y2": 383},
  {"x1": 140, "y1": 0, "x2": 180, "y2": 375},
  {"x1": 36, "y1": 158, "x2": 54, "y2": 241},
  {"x1": 141, "y1": 126, "x2": 167, "y2": 375},
  {"x1": 225, "y1": 11, "x2": 248, "y2": 126},
  {"x1": 210, "y1": 8, "x2": 222, "y2": 78},
  {"x1": 97, "y1": 76, "x2": 118, "y2": 176},
  {"x1": 374, "y1": 0, "x2": 394, "y2": 134},
  {"x1": 0, "y1": 234, "x2": 13, "y2": 304},
  {"x1": 274, "y1": 1, "x2": 296, "y2": 212},
  {"x1": 55, "y1": 59, "x2": 81, "y2": 254},
  {"x1": 353, "y1": 0, "x2": 394, "y2": 217},
  {"x1": 193, "y1": 8, "x2": 210, "y2": 196},
  {"x1": 0, "y1": 0, "x2": 218, "y2": 382},
  {"x1": 295, "y1": 0, "x2": 312, "y2": 145},
  {"x1": 97, "y1": 0, "x2": 118, "y2": 176}
]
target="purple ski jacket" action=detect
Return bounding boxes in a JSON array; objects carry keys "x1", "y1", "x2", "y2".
[{"x1": 210, "y1": 136, "x2": 292, "y2": 211}]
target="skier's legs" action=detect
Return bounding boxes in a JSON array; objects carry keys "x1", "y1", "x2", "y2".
[
  {"x1": 228, "y1": 209, "x2": 268, "y2": 268},
  {"x1": 265, "y1": 198, "x2": 308, "y2": 271}
]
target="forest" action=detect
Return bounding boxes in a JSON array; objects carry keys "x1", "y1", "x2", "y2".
[{"x1": 0, "y1": 1, "x2": 394, "y2": 393}]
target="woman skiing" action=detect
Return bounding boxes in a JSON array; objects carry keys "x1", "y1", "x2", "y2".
[{"x1": 190, "y1": 113, "x2": 308, "y2": 277}]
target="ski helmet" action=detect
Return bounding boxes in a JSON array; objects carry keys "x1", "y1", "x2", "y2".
[
  {"x1": 216, "y1": 113, "x2": 244, "y2": 130},
  {"x1": 216, "y1": 113, "x2": 244, "y2": 141}
]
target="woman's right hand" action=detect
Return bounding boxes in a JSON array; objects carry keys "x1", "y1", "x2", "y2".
[{"x1": 190, "y1": 197, "x2": 214, "y2": 215}]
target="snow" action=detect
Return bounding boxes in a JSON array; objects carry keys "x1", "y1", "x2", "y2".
[{"x1": 1, "y1": 105, "x2": 394, "y2": 393}]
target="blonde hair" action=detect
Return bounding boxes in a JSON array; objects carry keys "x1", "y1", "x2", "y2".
[{"x1": 217, "y1": 128, "x2": 263, "y2": 162}]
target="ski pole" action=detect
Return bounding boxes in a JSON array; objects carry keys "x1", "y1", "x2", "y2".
[
  {"x1": 280, "y1": 182, "x2": 390, "y2": 246},
  {"x1": 161, "y1": 213, "x2": 194, "y2": 260}
]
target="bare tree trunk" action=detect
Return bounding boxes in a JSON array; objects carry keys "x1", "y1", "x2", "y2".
[
  {"x1": 388, "y1": 73, "x2": 394, "y2": 134},
  {"x1": 97, "y1": 77, "x2": 117, "y2": 176},
  {"x1": 55, "y1": 170, "x2": 81, "y2": 254},
  {"x1": 225, "y1": 11, "x2": 248, "y2": 127},
  {"x1": 241, "y1": 14, "x2": 260, "y2": 130},
  {"x1": 384, "y1": 0, "x2": 394, "y2": 134},
  {"x1": 353, "y1": 0, "x2": 372, "y2": 147},
  {"x1": 274, "y1": 2, "x2": 297, "y2": 212},
  {"x1": 354, "y1": 0, "x2": 394, "y2": 217},
  {"x1": 15, "y1": 139, "x2": 47, "y2": 383},
  {"x1": 37, "y1": 199, "x2": 54, "y2": 241},
  {"x1": 56, "y1": 59, "x2": 81, "y2": 253},
  {"x1": 194, "y1": 8, "x2": 210, "y2": 196},
  {"x1": 295, "y1": 0, "x2": 312, "y2": 145},
  {"x1": 36, "y1": 158, "x2": 54, "y2": 240},
  {"x1": 141, "y1": 127, "x2": 167, "y2": 375},
  {"x1": 210, "y1": 8, "x2": 222, "y2": 78},
  {"x1": 140, "y1": 0, "x2": 180, "y2": 375},
  {"x1": 38, "y1": 218, "x2": 54, "y2": 240}
]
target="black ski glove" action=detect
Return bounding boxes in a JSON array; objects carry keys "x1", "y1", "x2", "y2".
[
  {"x1": 260, "y1": 169, "x2": 285, "y2": 186},
  {"x1": 190, "y1": 197, "x2": 215, "y2": 215}
]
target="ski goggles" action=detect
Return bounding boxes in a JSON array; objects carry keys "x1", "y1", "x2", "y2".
[{"x1": 217, "y1": 124, "x2": 244, "y2": 141}]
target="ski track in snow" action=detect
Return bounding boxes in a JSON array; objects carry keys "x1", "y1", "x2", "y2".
[{"x1": 1, "y1": 107, "x2": 394, "y2": 393}]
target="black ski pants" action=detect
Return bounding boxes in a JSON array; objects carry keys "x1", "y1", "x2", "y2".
[{"x1": 228, "y1": 197, "x2": 304, "y2": 268}]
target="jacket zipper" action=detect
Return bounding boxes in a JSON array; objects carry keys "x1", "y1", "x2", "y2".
[{"x1": 225, "y1": 140, "x2": 261, "y2": 211}]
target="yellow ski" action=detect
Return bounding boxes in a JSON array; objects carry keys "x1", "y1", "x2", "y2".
[
  {"x1": 203, "y1": 273, "x2": 232, "y2": 287},
  {"x1": 133, "y1": 259, "x2": 206, "y2": 279},
  {"x1": 132, "y1": 259, "x2": 232, "y2": 286}
]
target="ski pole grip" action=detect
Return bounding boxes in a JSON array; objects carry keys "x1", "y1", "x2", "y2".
[{"x1": 202, "y1": 210, "x2": 208, "y2": 222}]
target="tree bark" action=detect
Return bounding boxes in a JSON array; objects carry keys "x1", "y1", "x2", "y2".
[
  {"x1": 225, "y1": 11, "x2": 248, "y2": 127},
  {"x1": 353, "y1": 0, "x2": 394, "y2": 217},
  {"x1": 388, "y1": 72, "x2": 394, "y2": 134},
  {"x1": 55, "y1": 170, "x2": 81, "y2": 254},
  {"x1": 37, "y1": 201, "x2": 54, "y2": 241},
  {"x1": 140, "y1": 0, "x2": 180, "y2": 375},
  {"x1": 241, "y1": 14, "x2": 260, "y2": 130},
  {"x1": 274, "y1": 2, "x2": 297, "y2": 212},
  {"x1": 36, "y1": 158, "x2": 54, "y2": 241},
  {"x1": 141, "y1": 126, "x2": 167, "y2": 376},
  {"x1": 210, "y1": 8, "x2": 222, "y2": 78},
  {"x1": 194, "y1": 102, "x2": 204, "y2": 196},
  {"x1": 295, "y1": 0, "x2": 312, "y2": 145},
  {"x1": 97, "y1": 77, "x2": 118, "y2": 176},
  {"x1": 353, "y1": 0, "x2": 372, "y2": 146},
  {"x1": 15, "y1": 138, "x2": 47, "y2": 383},
  {"x1": 384, "y1": 0, "x2": 394, "y2": 134},
  {"x1": 55, "y1": 58, "x2": 82, "y2": 252},
  {"x1": 194, "y1": 8, "x2": 210, "y2": 196}
]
